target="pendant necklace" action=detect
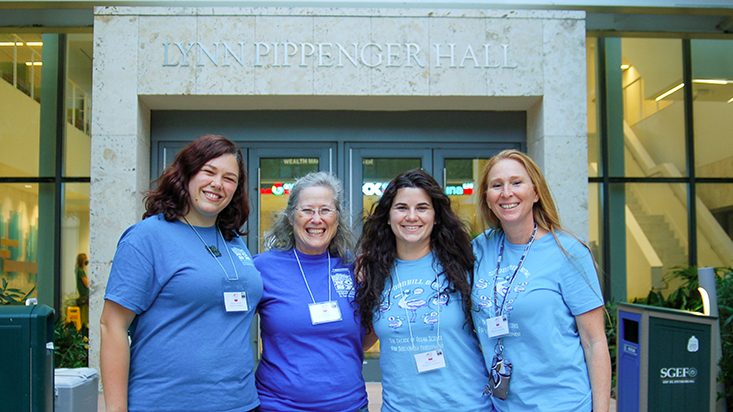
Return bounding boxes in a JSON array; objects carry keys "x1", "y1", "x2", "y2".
[{"x1": 182, "y1": 216, "x2": 239, "y2": 280}]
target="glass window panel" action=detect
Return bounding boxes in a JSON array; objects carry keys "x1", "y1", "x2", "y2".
[
  {"x1": 0, "y1": 183, "x2": 40, "y2": 304},
  {"x1": 361, "y1": 158, "x2": 421, "y2": 218},
  {"x1": 64, "y1": 33, "x2": 93, "y2": 177},
  {"x1": 621, "y1": 39, "x2": 686, "y2": 178},
  {"x1": 587, "y1": 37, "x2": 601, "y2": 178},
  {"x1": 444, "y1": 158, "x2": 487, "y2": 237},
  {"x1": 0, "y1": 33, "x2": 42, "y2": 177},
  {"x1": 61, "y1": 183, "x2": 90, "y2": 324},
  {"x1": 696, "y1": 183, "x2": 733, "y2": 268},
  {"x1": 625, "y1": 183, "x2": 688, "y2": 300},
  {"x1": 692, "y1": 39, "x2": 733, "y2": 179},
  {"x1": 258, "y1": 158, "x2": 319, "y2": 252},
  {"x1": 588, "y1": 182, "x2": 604, "y2": 282}
]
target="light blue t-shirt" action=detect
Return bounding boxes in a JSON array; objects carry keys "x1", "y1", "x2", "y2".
[
  {"x1": 472, "y1": 230, "x2": 603, "y2": 412},
  {"x1": 105, "y1": 214, "x2": 263, "y2": 412},
  {"x1": 254, "y1": 249, "x2": 368, "y2": 412},
  {"x1": 373, "y1": 252, "x2": 492, "y2": 412}
]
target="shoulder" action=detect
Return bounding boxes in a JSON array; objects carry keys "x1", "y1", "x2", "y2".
[
  {"x1": 551, "y1": 231, "x2": 592, "y2": 258},
  {"x1": 253, "y1": 249, "x2": 290, "y2": 264}
]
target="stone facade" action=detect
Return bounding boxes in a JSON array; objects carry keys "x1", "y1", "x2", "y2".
[{"x1": 89, "y1": 6, "x2": 588, "y2": 375}]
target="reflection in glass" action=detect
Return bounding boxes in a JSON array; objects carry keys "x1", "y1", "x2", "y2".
[
  {"x1": 64, "y1": 33, "x2": 93, "y2": 177},
  {"x1": 0, "y1": 183, "x2": 40, "y2": 303},
  {"x1": 625, "y1": 183, "x2": 688, "y2": 300},
  {"x1": 62, "y1": 183, "x2": 90, "y2": 324},
  {"x1": 444, "y1": 158, "x2": 488, "y2": 237},
  {"x1": 587, "y1": 38, "x2": 600, "y2": 178},
  {"x1": 696, "y1": 183, "x2": 733, "y2": 269},
  {"x1": 692, "y1": 39, "x2": 733, "y2": 179},
  {"x1": 0, "y1": 33, "x2": 42, "y2": 177},
  {"x1": 621, "y1": 38, "x2": 685, "y2": 177},
  {"x1": 361, "y1": 158, "x2": 421, "y2": 219},
  {"x1": 258, "y1": 158, "x2": 319, "y2": 252}
]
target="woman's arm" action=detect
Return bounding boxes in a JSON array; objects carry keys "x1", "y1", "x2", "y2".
[
  {"x1": 576, "y1": 306, "x2": 611, "y2": 412},
  {"x1": 100, "y1": 300, "x2": 137, "y2": 412},
  {"x1": 363, "y1": 328, "x2": 379, "y2": 351}
]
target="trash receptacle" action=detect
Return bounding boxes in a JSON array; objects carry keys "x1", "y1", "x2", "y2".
[
  {"x1": 55, "y1": 368, "x2": 99, "y2": 412},
  {"x1": 0, "y1": 303, "x2": 54, "y2": 412},
  {"x1": 617, "y1": 302, "x2": 717, "y2": 412}
]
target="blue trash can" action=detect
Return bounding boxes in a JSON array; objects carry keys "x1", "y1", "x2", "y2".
[{"x1": 617, "y1": 302, "x2": 717, "y2": 412}]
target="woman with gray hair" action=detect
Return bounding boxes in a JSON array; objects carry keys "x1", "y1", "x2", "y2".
[{"x1": 253, "y1": 171, "x2": 370, "y2": 412}]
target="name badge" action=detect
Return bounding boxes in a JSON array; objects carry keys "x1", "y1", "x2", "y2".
[
  {"x1": 487, "y1": 315, "x2": 509, "y2": 338},
  {"x1": 414, "y1": 349, "x2": 446, "y2": 373},
  {"x1": 308, "y1": 301, "x2": 342, "y2": 324},
  {"x1": 223, "y1": 292, "x2": 249, "y2": 312}
]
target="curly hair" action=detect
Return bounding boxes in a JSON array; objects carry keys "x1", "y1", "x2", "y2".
[
  {"x1": 263, "y1": 171, "x2": 355, "y2": 262},
  {"x1": 355, "y1": 169, "x2": 475, "y2": 333},
  {"x1": 143, "y1": 134, "x2": 249, "y2": 241}
]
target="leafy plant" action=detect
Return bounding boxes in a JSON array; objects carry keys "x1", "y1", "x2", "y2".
[
  {"x1": 715, "y1": 268, "x2": 733, "y2": 410},
  {"x1": 54, "y1": 317, "x2": 89, "y2": 368},
  {"x1": 605, "y1": 299, "x2": 618, "y2": 394},
  {"x1": 0, "y1": 278, "x2": 36, "y2": 305}
]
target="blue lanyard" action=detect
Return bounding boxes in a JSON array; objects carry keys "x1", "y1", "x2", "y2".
[{"x1": 492, "y1": 224, "x2": 537, "y2": 318}]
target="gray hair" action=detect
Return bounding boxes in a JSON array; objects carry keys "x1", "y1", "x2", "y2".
[{"x1": 263, "y1": 171, "x2": 355, "y2": 262}]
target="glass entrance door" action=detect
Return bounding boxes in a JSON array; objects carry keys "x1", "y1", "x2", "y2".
[{"x1": 248, "y1": 144, "x2": 335, "y2": 254}]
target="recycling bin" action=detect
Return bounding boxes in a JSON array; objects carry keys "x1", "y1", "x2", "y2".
[
  {"x1": 617, "y1": 302, "x2": 717, "y2": 412},
  {"x1": 55, "y1": 368, "x2": 99, "y2": 412},
  {"x1": 0, "y1": 304, "x2": 55, "y2": 412}
]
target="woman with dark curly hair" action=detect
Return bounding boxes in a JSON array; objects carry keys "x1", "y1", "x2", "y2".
[
  {"x1": 355, "y1": 169, "x2": 491, "y2": 412},
  {"x1": 100, "y1": 134, "x2": 263, "y2": 412}
]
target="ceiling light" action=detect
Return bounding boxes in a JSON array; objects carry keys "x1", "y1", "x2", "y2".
[
  {"x1": 25, "y1": 42, "x2": 43, "y2": 47},
  {"x1": 656, "y1": 83, "x2": 684, "y2": 101},
  {"x1": 728, "y1": 97, "x2": 733, "y2": 104},
  {"x1": 620, "y1": 64, "x2": 630, "y2": 70},
  {"x1": 24, "y1": 185, "x2": 32, "y2": 189},
  {"x1": 0, "y1": 41, "x2": 23, "y2": 46},
  {"x1": 693, "y1": 79, "x2": 729, "y2": 85},
  {"x1": 25, "y1": 62, "x2": 42, "y2": 66}
]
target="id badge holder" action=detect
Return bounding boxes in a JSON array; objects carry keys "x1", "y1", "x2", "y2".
[
  {"x1": 308, "y1": 301, "x2": 342, "y2": 324},
  {"x1": 414, "y1": 348, "x2": 447, "y2": 373},
  {"x1": 487, "y1": 315, "x2": 509, "y2": 338},
  {"x1": 222, "y1": 277, "x2": 249, "y2": 312},
  {"x1": 483, "y1": 354, "x2": 512, "y2": 400}
]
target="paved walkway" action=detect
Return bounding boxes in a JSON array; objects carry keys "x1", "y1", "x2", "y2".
[{"x1": 98, "y1": 384, "x2": 616, "y2": 412}]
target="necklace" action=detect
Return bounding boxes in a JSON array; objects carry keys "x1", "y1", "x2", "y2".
[
  {"x1": 182, "y1": 216, "x2": 221, "y2": 257},
  {"x1": 182, "y1": 216, "x2": 239, "y2": 281}
]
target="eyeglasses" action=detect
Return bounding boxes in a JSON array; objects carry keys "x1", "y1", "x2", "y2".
[{"x1": 295, "y1": 207, "x2": 337, "y2": 217}]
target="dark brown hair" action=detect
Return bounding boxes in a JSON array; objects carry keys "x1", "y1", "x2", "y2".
[{"x1": 143, "y1": 134, "x2": 249, "y2": 240}]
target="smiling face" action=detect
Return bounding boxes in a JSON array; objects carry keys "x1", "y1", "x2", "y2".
[
  {"x1": 291, "y1": 185, "x2": 339, "y2": 255},
  {"x1": 486, "y1": 158, "x2": 539, "y2": 237},
  {"x1": 389, "y1": 187, "x2": 435, "y2": 260},
  {"x1": 185, "y1": 153, "x2": 239, "y2": 227}
]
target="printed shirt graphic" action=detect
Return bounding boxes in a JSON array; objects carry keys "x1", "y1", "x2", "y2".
[
  {"x1": 472, "y1": 230, "x2": 603, "y2": 412},
  {"x1": 373, "y1": 252, "x2": 491, "y2": 412}
]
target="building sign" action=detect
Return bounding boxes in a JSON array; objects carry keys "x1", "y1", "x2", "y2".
[
  {"x1": 261, "y1": 182, "x2": 294, "y2": 196},
  {"x1": 162, "y1": 41, "x2": 518, "y2": 69},
  {"x1": 362, "y1": 182, "x2": 475, "y2": 197}
]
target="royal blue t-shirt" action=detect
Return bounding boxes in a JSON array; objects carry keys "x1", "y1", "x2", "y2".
[
  {"x1": 254, "y1": 249, "x2": 368, "y2": 412},
  {"x1": 105, "y1": 214, "x2": 263, "y2": 412}
]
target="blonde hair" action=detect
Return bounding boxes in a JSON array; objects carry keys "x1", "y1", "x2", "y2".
[{"x1": 477, "y1": 149, "x2": 561, "y2": 234}]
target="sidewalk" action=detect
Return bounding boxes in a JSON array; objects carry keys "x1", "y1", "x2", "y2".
[{"x1": 97, "y1": 384, "x2": 615, "y2": 411}]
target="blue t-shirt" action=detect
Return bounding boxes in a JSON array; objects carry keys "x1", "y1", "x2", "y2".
[
  {"x1": 105, "y1": 214, "x2": 263, "y2": 412},
  {"x1": 472, "y1": 230, "x2": 603, "y2": 412},
  {"x1": 373, "y1": 252, "x2": 492, "y2": 412},
  {"x1": 253, "y1": 249, "x2": 368, "y2": 412}
]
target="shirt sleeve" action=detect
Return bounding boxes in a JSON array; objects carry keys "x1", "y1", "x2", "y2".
[{"x1": 558, "y1": 237, "x2": 604, "y2": 316}]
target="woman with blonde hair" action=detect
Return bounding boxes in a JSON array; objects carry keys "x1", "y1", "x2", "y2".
[{"x1": 472, "y1": 149, "x2": 610, "y2": 412}]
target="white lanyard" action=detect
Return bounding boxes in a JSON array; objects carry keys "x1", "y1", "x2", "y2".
[
  {"x1": 294, "y1": 249, "x2": 332, "y2": 304},
  {"x1": 393, "y1": 262, "x2": 442, "y2": 349}
]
